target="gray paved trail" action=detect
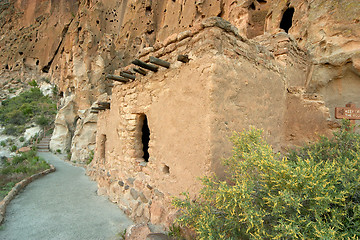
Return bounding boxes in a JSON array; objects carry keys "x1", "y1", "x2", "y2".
[{"x1": 0, "y1": 152, "x2": 133, "y2": 240}]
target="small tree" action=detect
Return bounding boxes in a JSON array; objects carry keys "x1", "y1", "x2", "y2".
[{"x1": 173, "y1": 122, "x2": 360, "y2": 239}]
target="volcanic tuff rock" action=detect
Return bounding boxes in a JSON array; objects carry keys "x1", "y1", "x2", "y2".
[{"x1": 1, "y1": 0, "x2": 359, "y2": 228}]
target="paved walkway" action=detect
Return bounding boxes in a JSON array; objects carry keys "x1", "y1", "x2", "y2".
[{"x1": 0, "y1": 152, "x2": 133, "y2": 240}]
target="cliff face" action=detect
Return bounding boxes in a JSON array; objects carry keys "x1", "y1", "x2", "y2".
[{"x1": 1, "y1": 0, "x2": 359, "y2": 228}]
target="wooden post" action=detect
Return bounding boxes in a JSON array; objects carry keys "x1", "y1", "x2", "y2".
[
  {"x1": 132, "y1": 59, "x2": 159, "y2": 72},
  {"x1": 133, "y1": 68, "x2": 147, "y2": 76},
  {"x1": 177, "y1": 55, "x2": 189, "y2": 63},
  {"x1": 335, "y1": 102, "x2": 360, "y2": 131},
  {"x1": 149, "y1": 56, "x2": 170, "y2": 68},
  {"x1": 91, "y1": 107, "x2": 106, "y2": 111},
  {"x1": 120, "y1": 71, "x2": 136, "y2": 80},
  {"x1": 106, "y1": 74, "x2": 130, "y2": 83}
]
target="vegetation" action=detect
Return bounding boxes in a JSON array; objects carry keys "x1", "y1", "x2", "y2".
[
  {"x1": 0, "y1": 150, "x2": 50, "y2": 199},
  {"x1": 9, "y1": 145, "x2": 17, "y2": 152},
  {"x1": 86, "y1": 150, "x2": 94, "y2": 164},
  {"x1": 28, "y1": 80, "x2": 37, "y2": 87},
  {"x1": 173, "y1": 121, "x2": 360, "y2": 239},
  {"x1": 168, "y1": 224, "x2": 186, "y2": 240},
  {"x1": 0, "y1": 87, "x2": 57, "y2": 136}
]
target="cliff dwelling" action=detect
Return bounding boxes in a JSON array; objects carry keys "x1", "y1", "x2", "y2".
[
  {"x1": 1, "y1": 0, "x2": 360, "y2": 232},
  {"x1": 280, "y1": 7, "x2": 294, "y2": 33}
]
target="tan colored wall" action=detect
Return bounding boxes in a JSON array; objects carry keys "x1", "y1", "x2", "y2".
[{"x1": 87, "y1": 19, "x2": 334, "y2": 227}]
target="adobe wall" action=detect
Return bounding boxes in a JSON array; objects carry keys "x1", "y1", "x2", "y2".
[
  {"x1": 86, "y1": 18, "x2": 334, "y2": 227},
  {"x1": 87, "y1": 23, "x2": 218, "y2": 225}
]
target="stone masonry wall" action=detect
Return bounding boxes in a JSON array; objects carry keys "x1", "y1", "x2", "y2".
[{"x1": 87, "y1": 18, "x2": 334, "y2": 227}]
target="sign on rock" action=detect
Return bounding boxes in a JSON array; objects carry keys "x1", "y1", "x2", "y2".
[{"x1": 335, "y1": 103, "x2": 360, "y2": 120}]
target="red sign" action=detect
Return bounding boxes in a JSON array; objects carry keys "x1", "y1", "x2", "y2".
[{"x1": 335, "y1": 107, "x2": 360, "y2": 120}]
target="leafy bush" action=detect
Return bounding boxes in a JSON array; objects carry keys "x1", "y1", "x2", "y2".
[
  {"x1": 173, "y1": 123, "x2": 360, "y2": 239},
  {"x1": 0, "y1": 141, "x2": 6, "y2": 147},
  {"x1": 0, "y1": 182, "x2": 15, "y2": 200},
  {"x1": 3, "y1": 125, "x2": 24, "y2": 136},
  {"x1": 10, "y1": 145, "x2": 17, "y2": 152},
  {"x1": 87, "y1": 150, "x2": 94, "y2": 164},
  {"x1": 0, "y1": 87, "x2": 57, "y2": 135},
  {"x1": 0, "y1": 150, "x2": 50, "y2": 200},
  {"x1": 28, "y1": 80, "x2": 37, "y2": 87},
  {"x1": 6, "y1": 110, "x2": 25, "y2": 125},
  {"x1": 1, "y1": 150, "x2": 49, "y2": 176},
  {"x1": 35, "y1": 115, "x2": 49, "y2": 127},
  {"x1": 19, "y1": 136, "x2": 25, "y2": 142}
]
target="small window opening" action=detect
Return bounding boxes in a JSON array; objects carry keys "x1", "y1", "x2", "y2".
[
  {"x1": 163, "y1": 165, "x2": 170, "y2": 174},
  {"x1": 249, "y1": 3, "x2": 256, "y2": 10},
  {"x1": 141, "y1": 115, "x2": 150, "y2": 162},
  {"x1": 280, "y1": 7, "x2": 294, "y2": 33}
]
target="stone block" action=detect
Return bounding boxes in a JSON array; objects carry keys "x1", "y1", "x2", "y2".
[
  {"x1": 146, "y1": 233, "x2": 172, "y2": 240},
  {"x1": 126, "y1": 223, "x2": 151, "y2": 240},
  {"x1": 139, "y1": 192, "x2": 148, "y2": 203},
  {"x1": 130, "y1": 188, "x2": 139, "y2": 200},
  {"x1": 150, "y1": 200, "x2": 164, "y2": 225}
]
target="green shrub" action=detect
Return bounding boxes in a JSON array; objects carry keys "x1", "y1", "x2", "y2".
[
  {"x1": 28, "y1": 80, "x2": 37, "y2": 87},
  {"x1": 10, "y1": 145, "x2": 17, "y2": 152},
  {"x1": 19, "y1": 136, "x2": 25, "y2": 142},
  {"x1": 56, "y1": 149, "x2": 61, "y2": 154},
  {"x1": 35, "y1": 115, "x2": 49, "y2": 127},
  {"x1": 173, "y1": 123, "x2": 360, "y2": 239},
  {"x1": 3, "y1": 125, "x2": 24, "y2": 136},
  {"x1": 0, "y1": 141, "x2": 6, "y2": 147},
  {"x1": 0, "y1": 87, "x2": 56, "y2": 135},
  {"x1": 3, "y1": 125, "x2": 17, "y2": 135},
  {"x1": 0, "y1": 182, "x2": 15, "y2": 199},
  {"x1": 8, "y1": 88, "x2": 15, "y2": 93},
  {"x1": 0, "y1": 150, "x2": 50, "y2": 200},
  {"x1": 86, "y1": 150, "x2": 94, "y2": 164},
  {"x1": 6, "y1": 110, "x2": 25, "y2": 125},
  {"x1": 20, "y1": 103, "x2": 34, "y2": 116}
]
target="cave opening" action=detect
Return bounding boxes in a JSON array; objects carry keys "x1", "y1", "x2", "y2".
[
  {"x1": 280, "y1": 7, "x2": 294, "y2": 33},
  {"x1": 141, "y1": 115, "x2": 150, "y2": 162}
]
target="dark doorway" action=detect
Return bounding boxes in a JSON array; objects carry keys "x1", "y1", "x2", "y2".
[
  {"x1": 141, "y1": 115, "x2": 150, "y2": 162},
  {"x1": 280, "y1": 7, "x2": 294, "y2": 33}
]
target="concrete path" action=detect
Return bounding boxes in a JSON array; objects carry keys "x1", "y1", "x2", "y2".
[{"x1": 0, "y1": 152, "x2": 133, "y2": 240}]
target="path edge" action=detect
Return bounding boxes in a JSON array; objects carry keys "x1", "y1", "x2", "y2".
[{"x1": 0, "y1": 164, "x2": 56, "y2": 224}]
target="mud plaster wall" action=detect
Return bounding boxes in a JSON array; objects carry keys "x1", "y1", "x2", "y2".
[
  {"x1": 88, "y1": 48, "x2": 213, "y2": 225},
  {"x1": 87, "y1": 22, "x2": 334, "y2": 226}
]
